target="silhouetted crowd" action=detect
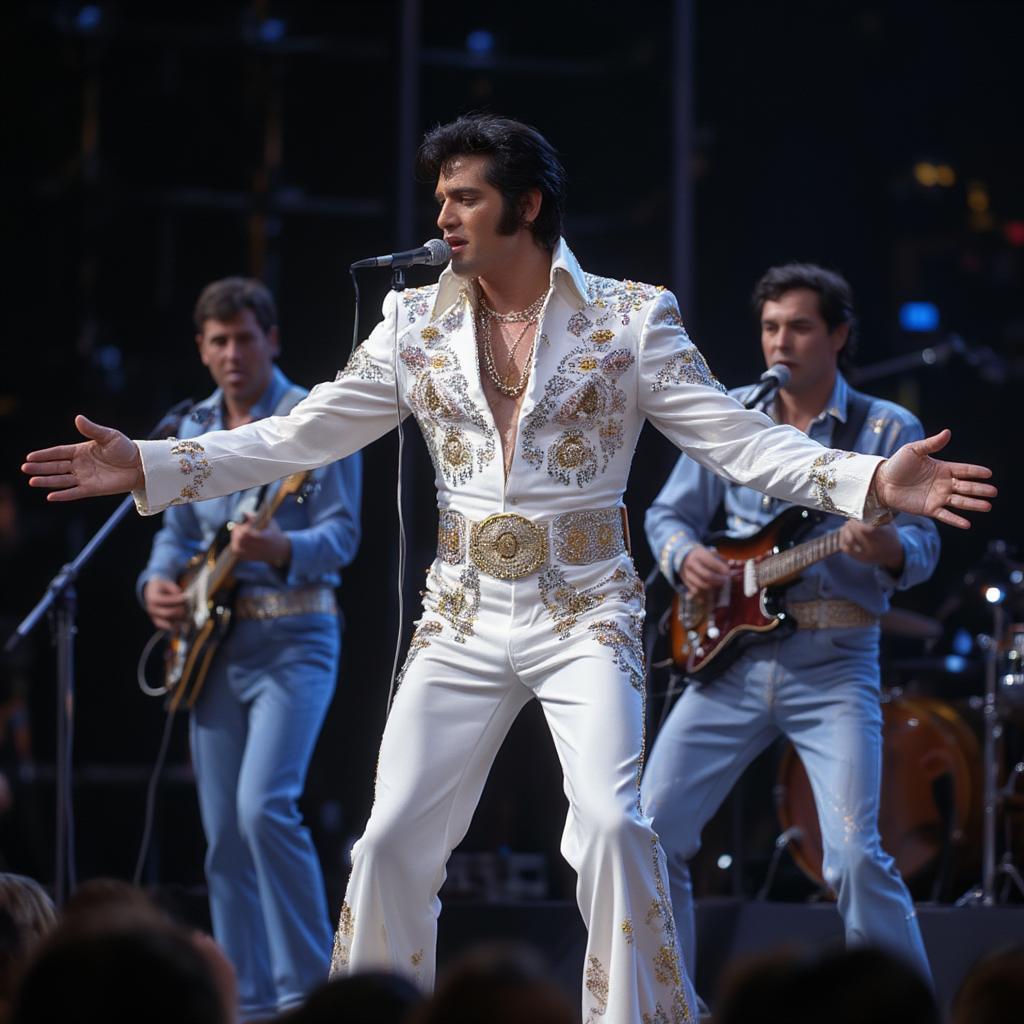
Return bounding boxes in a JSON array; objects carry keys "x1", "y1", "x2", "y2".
[{"x1": 0, "y1": 871, "x2": 1020, "y2": 1023}]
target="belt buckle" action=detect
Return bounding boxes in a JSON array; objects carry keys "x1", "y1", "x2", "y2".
[{"x1": 469, "y1": 513, "x2": 548, "y2": 580}]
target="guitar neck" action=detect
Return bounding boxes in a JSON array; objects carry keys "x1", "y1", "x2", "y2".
[
  {"x1": 205, "y1": 479, "x2": 305, "y2": 594},
  {"x1": 755, "y1": 528, "x2": 843, "y2": 589}
]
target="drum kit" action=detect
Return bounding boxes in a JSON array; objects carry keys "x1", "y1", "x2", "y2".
[{"x1": 775, "y1": 540, "x2": 1024, "y2": 904}]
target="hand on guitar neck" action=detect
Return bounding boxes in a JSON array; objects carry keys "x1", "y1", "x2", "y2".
[
  {"x1": 228, "y1": 513, "x2": 292, "y2": 570},
  {"x1": 837, "y1": 520, "x2": 905, "y2": 574}
]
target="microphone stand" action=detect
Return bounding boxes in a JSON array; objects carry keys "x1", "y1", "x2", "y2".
[{"x1": 4, "y1": 398, "x2": 193, "y2": 904}]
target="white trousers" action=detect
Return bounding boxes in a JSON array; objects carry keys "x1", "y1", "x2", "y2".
[{"x1": 330, "y1": 553, "x2": 697, "y2": 1024}]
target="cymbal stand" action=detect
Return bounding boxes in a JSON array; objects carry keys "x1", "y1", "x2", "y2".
[
  {"x1": 957, "y1": 602, "x2": 1007, "y2": 906},
  {"x1": 998, "y1": 761, "x2": 1024, "y2": 901}
]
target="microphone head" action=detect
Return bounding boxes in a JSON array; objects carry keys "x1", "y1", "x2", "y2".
[
  {"x1": 423, "y1": 238, "x2": 452, "y2": 266},
  {"x1": 762, "y1": 363, "x2": 792, "y2": 389}
]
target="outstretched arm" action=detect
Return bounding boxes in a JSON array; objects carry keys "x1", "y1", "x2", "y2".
[
  {"x1": 638, "y1": 291, "x2": 996, "y2": 528},
  {"x1": 23, "y1": 292, "x2": 409, "y2": 513}
]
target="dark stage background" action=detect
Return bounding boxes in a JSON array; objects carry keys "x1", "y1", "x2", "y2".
[{"x1": 1, "y1": 1, "x2": 1022, "y2": 912}]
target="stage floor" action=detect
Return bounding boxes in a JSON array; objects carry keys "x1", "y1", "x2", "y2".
[{"x1": 436, "y1": 898, "x2": 1024, "y2": 1012}]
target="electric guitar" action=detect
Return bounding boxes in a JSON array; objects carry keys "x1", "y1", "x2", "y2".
[
  {"x1": 162, "y1": 471, "x2": 312, "y2": 712},
  {"x1": 670, "y1": 506, "x2": 847, "y2": 682}
]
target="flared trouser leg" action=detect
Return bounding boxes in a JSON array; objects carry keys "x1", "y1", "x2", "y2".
[
  {"x1": 330, "y1": 596, "x2": 532, "y2": 988},
  {"x1": 528, "y1": 642, "x2": 699, "y2": 1023}
]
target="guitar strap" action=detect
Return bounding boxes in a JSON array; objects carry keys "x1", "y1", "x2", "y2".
[{"x1": 830, "y1": 386, "x2": 874, "y2": 455}]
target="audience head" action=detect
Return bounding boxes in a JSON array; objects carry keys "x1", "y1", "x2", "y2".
[
  {"x1": 952, "y1": 944, "x2": 1024, "y2": 1024},
  {"x1": 0, "y1": 875, "x2": 57, "y2": 953},
  {"x1": 410, "y1": 944, "x2": 575, "y2": 1024},
  {"x1": 280, "y1": 970, "x2": 422, "y2": 1024},
  {"x1": 12, "y1": 914, "x2": 229, "y2": 1024},
  {"x1": 794, "y1": 946, "x2": 938, "y2": 1024},
  {"x1": 712, "y1": 950, "x2": 804, "y2": 1024},
  {"x1": 61, "y1": 877, "x2": 167, "y2": 928},
  {"x1": 715, "y1": 946, "x2": 937, "y2": 1024},
  {"x1": 0, "y1": 875, "x2": 57, "y2": 1014}
]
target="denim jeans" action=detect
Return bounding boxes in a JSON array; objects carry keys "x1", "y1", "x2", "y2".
[
  {"x1": 640, "y1": 625, "x2": 931, "y2": 990},
  {"x1": 190, "y1": 611, "x2": 339, "y2": 1018}
]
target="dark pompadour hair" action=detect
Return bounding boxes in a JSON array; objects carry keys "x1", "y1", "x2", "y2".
[
  {"x1": 752, "y1": 262, "x2": 858, "y2": 370},
  {"x1": 193, "y1": 277, "x2": 277, "y2": 335},
  {"x1": 417, "y1": 114, "x2": 567, "y2": 251}
]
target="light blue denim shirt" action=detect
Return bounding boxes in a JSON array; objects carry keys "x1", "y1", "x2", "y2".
[
  {"x1": 645, "y1": 373, "x2": 939, "y2": 615},
  {"x1": 137, "y1": 366, "x2": 362, "y2": 602}
]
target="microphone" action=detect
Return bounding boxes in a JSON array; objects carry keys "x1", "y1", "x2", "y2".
[
  {"x1": 743, "y1": 364, "x2": 791, "y2": 409},
  {"x1": 350, "y1": 238, "x2": 451, "y2": 270}
]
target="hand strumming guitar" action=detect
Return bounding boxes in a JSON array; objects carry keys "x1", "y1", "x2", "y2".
[
  {"x1": 680, "y1": 545, "x2": 731, "y2": 598},
  {"x1": 143, "y1": 577, "x2": 188, "y2": 632}
]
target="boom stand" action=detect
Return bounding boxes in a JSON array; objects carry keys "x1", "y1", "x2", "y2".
[
  {"x1": 6, "y1": 495, "x2": 136, "y2": 904},
  {"x1": 4, "y1": 397, "x2": 193, "y2": 905}
]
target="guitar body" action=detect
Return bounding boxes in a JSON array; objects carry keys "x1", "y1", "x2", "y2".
[
  {"x1": 164, "y1": 525, "x2": 238, "y2": 713},
  {"x1": 157, "y1": 470, "x2": 312, "y2": 713},
  {"x1": 670, "y1": 507, "x2": 821, "y2": 682}
]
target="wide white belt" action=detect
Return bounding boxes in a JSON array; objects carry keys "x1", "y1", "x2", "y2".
[{"x1": 437, "y1": 506, "x2": 628, "y2": 581}]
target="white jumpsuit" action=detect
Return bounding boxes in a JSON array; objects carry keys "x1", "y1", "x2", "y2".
[{"x1": 134, "y1": 240, "x2": 883, "y2": 1024}]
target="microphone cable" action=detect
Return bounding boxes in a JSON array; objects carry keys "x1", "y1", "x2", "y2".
[
  {"x1": 385, "y1": 281, "x2": 408, "y2": 716},
  {"x1": 349, "y1": 266, "x2": 407, "y2": 719}
]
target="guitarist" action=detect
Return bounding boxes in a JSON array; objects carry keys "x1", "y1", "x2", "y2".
[
  {"x1": 136, "y1": 278, "x2": 362, "y2": 1020},
  {"x1": 641, "y1": 264, "x2": 940, "y2": 993}
]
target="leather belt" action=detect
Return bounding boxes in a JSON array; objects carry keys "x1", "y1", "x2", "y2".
[
  {"x1": 438, "y1": 506, "x2": 628, "y2": 581},
  {"x1": 788, "y1": 599, "x2": 878, "y2": 631},
  {"x1": 235, "y1": 585, "x2": 337, "y2": 621}
]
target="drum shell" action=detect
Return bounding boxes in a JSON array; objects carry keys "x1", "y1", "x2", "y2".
[{"x1": 776, "y1": 695, "x2": 981, "y2": 893}]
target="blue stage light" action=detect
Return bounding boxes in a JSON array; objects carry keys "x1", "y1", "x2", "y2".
[
  {"x1": 899, "y1": 302, "x2": 940, "y2": 332},
  {"x1": 466, "y1": 29, "x2": 495, "y2": 55},
  {"x1": 944, "y1": 655, "x2": 968, "y2": 673},
  {"x1": 76, "y1": 5, "x2": 102, "y2": 31},
  {"x1": 259, "y1": 18, "x2": 286, "y2": 43},
  {"x1": 952, "y1": 628, "x2": 973, "y2": 656}
]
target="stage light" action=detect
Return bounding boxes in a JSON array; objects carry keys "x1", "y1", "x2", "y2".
[
  {"x1": 466, "y1": 29, "x2": 495, "y2": 55},
  {"x1": 1005, "y1": 221, "x2": 1024, "y2": 247},
  {"x1": 967, "y1": 182, "x2": 990, "y2": 213},
  {"x1": 985, "y1": 586, "x2": 1005, "y2": 605},
  {"x1": 914, "y1": 162, "x2": 938, "y2": 187},
  {"x1": 936, "y1": 165, "x2": 956, "y2": 187},
  {"x1": 899, "y1": 302, "x2": 939, "y2": 332},
  {"x1": 76, "y1": 5, "x2": 102, "y2": 31},
  {"x1": 953, "y1": 628, "x2": 974, "y2": 656},
  {"x1": 259, "y1": 18, "x2": 286, "y2": 43},
  {"x1": 945, "y1": 655, "x2": 968, "y2": 673},
  {"x1": 717, "y1": 854, "x2": 733, "y2": 870}
]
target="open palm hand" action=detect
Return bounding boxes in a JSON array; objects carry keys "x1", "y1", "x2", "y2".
[
  {"x1": 874, "y1": 429, "x2": 996, "y2": 529},
  {"x1": 22, "y1": 415, "x2": 144, "y2": 501}
]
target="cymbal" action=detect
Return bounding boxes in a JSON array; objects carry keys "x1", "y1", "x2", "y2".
[{"x1": 880, "y1": 608, "x2": 943, "y2": 639}]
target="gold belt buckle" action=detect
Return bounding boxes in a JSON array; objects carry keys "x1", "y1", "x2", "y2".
[{"x1": 469, "y1": 513, "x2": 549, "y2": 580}]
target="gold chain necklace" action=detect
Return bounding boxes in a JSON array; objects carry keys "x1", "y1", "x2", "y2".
[{"x1": 478, "y1": 289, "x2": 549, "y2": 399}]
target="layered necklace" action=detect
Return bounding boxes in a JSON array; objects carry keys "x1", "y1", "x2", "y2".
[{"x1": 478, "y1": 288, "x2": 548, "y2": 399}]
